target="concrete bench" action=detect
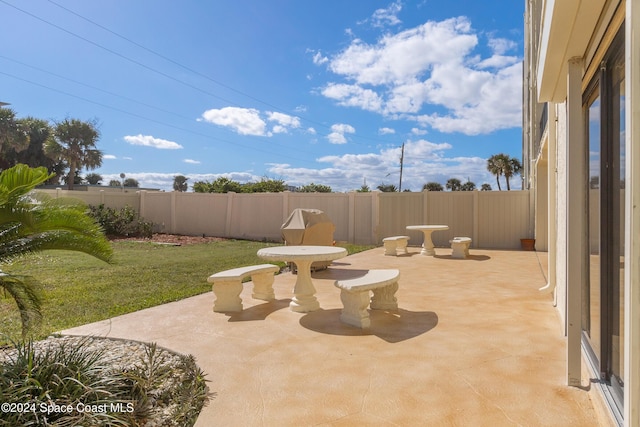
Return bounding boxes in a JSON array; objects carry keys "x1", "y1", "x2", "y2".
[
  {"x1": 449, "y1": 237, "x2": 472, "y2": 259},
  {"x1": 382, "y1": 235, "x2": 410, "y2": 256},
  {"x1": 208, "y1": 264, "x2": 280, "y2": 312},
  {"x1": 334, "y1": 269, "x2": 400, "y2": 328}
]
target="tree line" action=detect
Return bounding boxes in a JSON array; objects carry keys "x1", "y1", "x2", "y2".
[
  {"x1": 420, "y1": 154, "x2": 522, "y2": 192},
  {"x1": 180, "y1": 152, "x2": 522, "y2": 194}
]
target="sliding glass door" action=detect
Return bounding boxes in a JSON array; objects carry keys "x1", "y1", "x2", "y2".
[{"x1": 583, "y1": 26, "x2": 625, "y2": 412}]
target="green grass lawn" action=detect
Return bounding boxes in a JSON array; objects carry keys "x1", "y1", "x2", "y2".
[{"x1": 0, "y1": 239, "x2": 374, "y2": 343}]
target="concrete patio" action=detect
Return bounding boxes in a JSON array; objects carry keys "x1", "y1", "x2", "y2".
[{"x1": 62, "y1": 247, "x2": 608, "y2": 426}]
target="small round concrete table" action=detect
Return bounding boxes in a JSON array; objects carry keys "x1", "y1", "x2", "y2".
[
  {"x1": 406, "y1": 225, "x2": 449, "y2": 256},
  {"x1": 257, "y1": 245, "x2": 347, "y2": 312}
]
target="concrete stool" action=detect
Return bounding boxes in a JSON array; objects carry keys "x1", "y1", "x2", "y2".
[
  {"x1": 449, "y1": 237, "x2": 472, "y2": 259},
  {"x1": 382, "y1": 236, "x2": 410, "y2": 256}
]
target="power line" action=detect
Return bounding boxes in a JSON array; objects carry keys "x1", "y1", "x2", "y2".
[
  {"x1": 0, "y1": 55, "x2": 193, "y2": 122},
  {"x1": 36, "y1": 0, "x2": 396, "y2": 146},
  {"x1": 0, "y1": 0, "x2": 240, "y2": 107},
  {"x1": 0, "y1": 70, "x2": 319, "y2": 166},
  {"x1": 46, "y1": 0, "x2": 289, "y2": 116}
]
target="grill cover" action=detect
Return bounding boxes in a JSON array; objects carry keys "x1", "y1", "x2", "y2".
[{"x1": 281, "y1": 208, "x2": 335, "y2": 270}]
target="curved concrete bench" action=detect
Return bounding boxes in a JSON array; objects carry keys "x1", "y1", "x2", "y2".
[
  {"x1": 450, "y1": 237, "x2": 472, "y2": 259},
  {"x1": 334, "y1": 269, "x2": 400, "y2": 328},
  {"x1": 208, "y1": 264, "x2": 280, "y2": 312},
  {"x1": 382, "y1": 235, "x2": 409, "y2": 256}
]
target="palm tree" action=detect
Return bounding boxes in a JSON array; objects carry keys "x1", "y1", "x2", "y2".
[
  {"x1": 85, "y1": 172, "x2": 103, "y2": 185},
  {"x1": 377, "y1": 184, "x2": 397, "y2": 192},
  {"x1": 124, "y1": 178, "x2": 139, "y2": 188},
  {"x1": 423, "y1": 182, "x2": 443, "y2": 191},
  {"x1": 446, "y1": 178, "x2": 462, "y2": 191},
  {"x1": 45, "y1": 118, "x2": 103, "y2": 190},
  {"x1": 173, "y1": 175, "x2": 189, "y2": 192},
  {"x1": 503, "y1": 157, "x2": 522, "y2": 191},
  {"x1": 0, "y1": 164, "x2": 113, "y2": 337},
  {"x1": 6, "y1": 118, "x2": 59, "y2": 174},
  {"x1": 460, "y1": 180, "x2": 476, "y2": 191},
  {"x1": 486, "y1": 153, "x2": 509, "y2": 191},
  {"x1": 0, "y1": 108, "x2": 30, "y2": 165}
]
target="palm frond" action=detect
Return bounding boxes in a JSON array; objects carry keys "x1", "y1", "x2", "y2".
[
  {"x1": 0, "y1": 164, "x2": 113, "y2": 336},
  {"x1": 0, "y1": 272, "x2": 42, "y2": 338}
]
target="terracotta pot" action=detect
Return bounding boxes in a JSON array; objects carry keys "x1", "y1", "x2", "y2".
[{"x1": 520, "y1": 238, "x2": 536, "y2": 251}]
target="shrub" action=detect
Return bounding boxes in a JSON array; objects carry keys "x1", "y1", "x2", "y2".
[
  {"x1": 0, "y1": 337, "x2": 211, "y2": 427},
  {"x1": 89, "y1": 204, "x2": 153, "y2": 238}
]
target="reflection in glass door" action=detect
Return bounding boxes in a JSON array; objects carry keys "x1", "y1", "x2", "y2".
[{"x1": 586, "y1": 92, "x2": 601, "y2": 361}]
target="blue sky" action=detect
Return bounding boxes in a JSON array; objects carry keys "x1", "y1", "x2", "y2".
[{"x1": 1, "y1": 0, "x2": 524, "y2": 192}]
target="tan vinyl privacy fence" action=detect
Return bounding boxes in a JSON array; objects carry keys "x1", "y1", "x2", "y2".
[{"x1": 39, "y1": 188, "x2": 532, "y2": 249}]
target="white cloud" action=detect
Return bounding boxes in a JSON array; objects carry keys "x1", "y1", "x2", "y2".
[
  {"x1": 379, "y1": 127, "x2": 395, "y2": 135},
  {"x1": 319, "y1": 16, "x2": 522, "y2": 135},
  {"x1": 475, "y1": 55, "x2": 519, "y2": 69},
  {"x1": 411, "y1": 127, "x2": 427, "y2": 135},
  {"x1": 321, "y1": 83, "x2": 383, "y2": 112},
  {"x1": 488, "y1": 37, "x2": 517, "y2": 55},
  {"x1": 415, "y1": 62, "x2": 522, "y2": 135},
  {"x1": 123, "y1": 134, "x2": 183, "y2": 149},
  {"x1": 327, "y1": 123, "x2": 356, "y2": 144},
  {"x1": 103, "y1": 154, "x2": 117, "y2": 160},
  {"x1": 329, "y1": 17, "x2": 476, "y2": 86},
  {"x1": 184, "y1": 159, "x2": 201, "y2": 164},
  {"x1": 201, "y1": 107, "x2": 267, "y2": 136},
  {"x1": 312, "y1": 51, "x2": 328, "y2": 65},
  {"x1": 266, "y1": 138, "x2": 502, "y2": 192},
  {"x1": 370, "y1": 1, "x2": 403, "y2": 28},
  {"x1": 200, "y1": 107, "x2": 303, "y2": 136},
  {"x1": 267, "y1": 111, "x2": 301, "y2": 130}
]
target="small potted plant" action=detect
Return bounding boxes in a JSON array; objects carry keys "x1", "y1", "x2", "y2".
[{"x1": 520, "y1": 237, "x2": 536, "y2": 251}]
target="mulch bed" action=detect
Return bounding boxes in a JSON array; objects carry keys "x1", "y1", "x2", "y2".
[{"x1": 110, "y1": 234, "x2": 226, "y2": 245}]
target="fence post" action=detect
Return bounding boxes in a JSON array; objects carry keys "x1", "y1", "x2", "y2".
[
  {"x1": 170, "y1": 191, "x2": 177, "y2": 234},
  {"x1": 422, "y1": 190, "x2": 429, "y2": 224},
  {"x1": 139, "y1": 191, "x2": 146, "y2": 218},
  {"x1": 225, "y1": 192, "x2": 235, "y2": 238},
  {"x1": 473, "y1": 190, "x2": 479, "y2": 247},
  {"x1": 348, "y1": 192, "x2": 355, "y2": 243},
  {"x1": 371, "y1": 191, "x2": 380, "y2": 244},
  {"x1": 282, "y1": 191, "x2": 290, "y2": 223}
]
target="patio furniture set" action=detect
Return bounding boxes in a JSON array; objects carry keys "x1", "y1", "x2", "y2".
[
  {"x1": 208, "y1": 223, "x2": 469, "y2": 329},
  {"x1": 383, "y1": 225, "x2": 472, "y2": 259},
  {"x1": 208, "y1": 244, "x2": 399, "y2": 329}
]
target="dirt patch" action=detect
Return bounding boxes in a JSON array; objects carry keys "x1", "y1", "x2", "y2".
[{"x1": 110, "y1": 233, "x2": 226, "y2": 245}]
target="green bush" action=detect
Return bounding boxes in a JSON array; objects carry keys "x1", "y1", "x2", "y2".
[
  {"x1": 0, "y1": 337, "x2": 211, "y2": 427},
  {"x1": 89, "y1": 204, "x2": 153, "y2": 238}
]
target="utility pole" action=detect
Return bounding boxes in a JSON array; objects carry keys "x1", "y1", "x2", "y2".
[{"x1": 398, "y1": 142, "x2": 405, "y2": 192}]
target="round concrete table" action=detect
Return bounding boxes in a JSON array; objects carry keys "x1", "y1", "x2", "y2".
[
  {"x1": 406, "y1": 225, "x2": 449, "y2": 256},
  {"x1": 257, "y1": 245, "x2": 347, "y2": 312}
]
